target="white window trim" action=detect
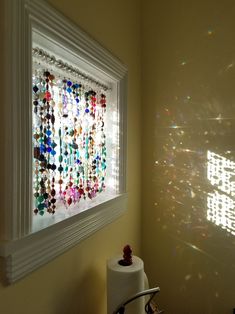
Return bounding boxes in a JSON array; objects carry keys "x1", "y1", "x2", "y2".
[{"x1": 0, "y1": 0, "x2": 127, "y2": 283}]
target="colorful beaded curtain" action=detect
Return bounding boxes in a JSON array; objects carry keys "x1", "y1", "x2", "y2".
[{"x1": 33, "y1": 70, "x2": 107, "y2": 216}]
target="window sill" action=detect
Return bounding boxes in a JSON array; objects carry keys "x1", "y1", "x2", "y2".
[{"x1": 0, "y1": 193, "x2": 127, "y2": 283}]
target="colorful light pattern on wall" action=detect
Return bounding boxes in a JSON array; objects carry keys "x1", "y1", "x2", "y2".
[{"x1": 207, "y1": 150, "x2": 235, "y2": 235}]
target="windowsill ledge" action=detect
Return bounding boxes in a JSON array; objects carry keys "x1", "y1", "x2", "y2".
[{"x1": 0, "y1": 193, "x2": 127, "y2": 283}]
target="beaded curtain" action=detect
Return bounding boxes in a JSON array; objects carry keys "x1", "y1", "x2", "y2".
[{"x1": 32, "y1": 70, "x2": 107, "y2": 216}]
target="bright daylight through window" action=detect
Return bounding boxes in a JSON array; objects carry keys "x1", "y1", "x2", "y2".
[{"x1": 32, "y1": 33, "x2": 121, "y2": 232}]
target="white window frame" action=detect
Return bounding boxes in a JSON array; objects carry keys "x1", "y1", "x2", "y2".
[{"x1": 0, "y1": 0, "x2": 127, "y2": 283}]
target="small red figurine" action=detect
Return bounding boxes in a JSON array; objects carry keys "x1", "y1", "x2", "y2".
[{"x1": 118, "y1": 245, "x2": 133, "y2": 266}]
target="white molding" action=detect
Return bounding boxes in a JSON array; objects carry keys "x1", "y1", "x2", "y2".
[
  {"x1": 1, "y1": 0, "x2": 127, "y2": 283},
  {"x1": 0, "y1": 194, "x2": 127, "y2": 283},
  {"x1": 27, "y1": 0, "x2": 126, "y2": 80}
]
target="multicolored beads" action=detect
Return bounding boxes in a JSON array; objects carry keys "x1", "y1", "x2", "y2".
[{"x1": 32, "y1": 70, "x2": 107, "y2": 215}]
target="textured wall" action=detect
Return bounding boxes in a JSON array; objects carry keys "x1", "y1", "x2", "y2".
[
  {"x1": 142, "y1": 0, "x2": 235, "y2": 313},
  {"x1": 0, "y1": 1, "x2": 142, "y2": 313}
]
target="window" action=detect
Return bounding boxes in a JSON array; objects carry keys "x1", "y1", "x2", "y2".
[
  {"x1": 0, "y1": 0, "x2": 127, "y2": 283},
  {"x1": 31, "y1": 31, "x2": 121, "y2": 233}
]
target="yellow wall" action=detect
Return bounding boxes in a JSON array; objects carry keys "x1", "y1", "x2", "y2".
[
  {"x1": 2, "y1": 1, "x2": 235, "y2": 313},
  {"x1": 0, "y1": 0, "x2": 5, "y2": 240},
  {"x1": 142, "y1": 0, "x2": 235, "y2": 313},
  {"x1": 0, "y1": 1, "x2": 142, "y2": 313}
]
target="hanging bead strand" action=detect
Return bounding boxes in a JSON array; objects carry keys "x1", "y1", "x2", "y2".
[{"x1": 33, "y1": 73, "x2": 41, "y2": 215}]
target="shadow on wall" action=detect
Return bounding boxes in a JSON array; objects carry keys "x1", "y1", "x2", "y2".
[{"x1": 56, "y1": 267, "x2": 105, "y2": 314}]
